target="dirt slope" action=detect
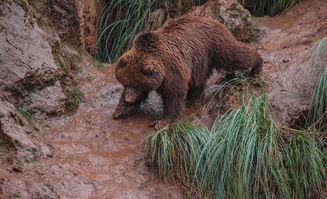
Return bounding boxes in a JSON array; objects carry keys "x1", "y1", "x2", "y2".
[{"x1": 258, "y1": 0, "x2": 327, "y2": 127}]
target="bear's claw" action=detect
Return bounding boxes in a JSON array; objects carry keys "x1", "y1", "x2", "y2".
[{"x1": 150, "y1": 120, "x2": 170, "y2": 131}]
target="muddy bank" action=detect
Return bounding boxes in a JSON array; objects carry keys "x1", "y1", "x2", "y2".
[
  {"x1": 0, "y1": 0, "x2": 326, "y2": 198},
  {"x1": 258, "y1": 0, "x2": 327, "y2": 127}
]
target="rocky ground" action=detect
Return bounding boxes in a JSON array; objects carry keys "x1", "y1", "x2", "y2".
[{"x1": 0, "y1": 0, "x2": 326, "y2": 198}]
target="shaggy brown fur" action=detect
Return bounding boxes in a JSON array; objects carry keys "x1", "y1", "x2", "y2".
[{"x1": 113, "y1": 16, "x2": 263, "y2": 129}]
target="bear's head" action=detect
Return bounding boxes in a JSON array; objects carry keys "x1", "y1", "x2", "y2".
[{"x1": 115, "y1": 32, "x2": 165, "y2": 103}]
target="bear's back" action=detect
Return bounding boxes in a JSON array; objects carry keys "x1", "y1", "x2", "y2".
[
  {"x1": 159, "y1": 16, "x2": 234, "y2": 40},
  {"x1": 156, "y1": 16, "x2": 261, "y2": 73}
]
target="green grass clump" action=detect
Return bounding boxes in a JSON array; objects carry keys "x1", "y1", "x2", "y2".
[
  {"x1": 96, "y1": 62, "x2": 105, "y2": 69},
  {"x1": 307, "y1": 37, "x2": 327, "y2": 131},
  {"x1": 196, "y1": 95, "x2": 290, "y2": 198},
  {"x1": 240, "y1": 0, "x2": 302, "y2": 16},
  {"x1": 17, "y1": 107, "x2": 34, "y2": 123},
  {"x1": 65, "y1": 88, "x2": 84, "y2": 113},
  {"x1": 96, "y1": 0, "x2": 206, "y2": 63},
  {"x1": 283, "y1": 132, "x2": 326, "y2": 199},
  {"x1": 146, "y1": 119, "x2": 209, "y2": 196},
  {"x1": 146, "y1": 94, "x2": 326, "y2": 199}
]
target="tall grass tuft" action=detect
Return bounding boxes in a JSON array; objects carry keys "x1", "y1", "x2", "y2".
[
  {"x1": 240, "y1": 0, "x2": 302, "y2": 16},
  {"x1": 96, "y1": 0, "x2": 154, "y2": 63},
  {"x1": 96, "y1": 0, "x2": 206, "y2": 63},
  {"x1": 283, "y1": 132, "x2": 326, "y2": 199},
  {"x1": 196, "y1": 95, "x2": 290, "y2": 198},
  {"x1": 146, "y1": 119, "x2": 209, "y2": 196},
  {"x1": 146, "y1": 94, "x2": 326, "y2": 199},
  {"x1": 307, "y1": 37, "x2": 327, "y2": 131}
]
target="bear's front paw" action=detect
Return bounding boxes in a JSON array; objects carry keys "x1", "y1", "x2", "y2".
[
  {"x1": 112, "y1": 109, "x2": 127, "y2": 120},
  {"x1": 150, "y1": 120, "x2": 170, "y2": 131}
]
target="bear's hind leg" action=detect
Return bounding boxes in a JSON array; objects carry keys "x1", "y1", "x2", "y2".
[
  {"x1": 186, "y1": 85, "x2": 205, "y2": 106},
  {"x1": 247, "y1": 63, "x2": 262, "y2": 78}
]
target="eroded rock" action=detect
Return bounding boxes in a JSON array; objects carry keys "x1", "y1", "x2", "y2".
[
  {"x1": 27, "y1": 81, "x2": 67, "y2": 116},
  {"x1": 0, "y1": 3, "x2": 62, "y2": 90},
  {"x1": 0, "y1": 98, "x2": 41, "y2": 168},
  {"x1": 49, "y1": 0, "x2": 103, "y2": 54},
  {"x1": 188, "y1": 0, "x2": 263, "y2": 42},
  {"x1": 0, "y1": 1, "x2": 71, "y2": 120}
]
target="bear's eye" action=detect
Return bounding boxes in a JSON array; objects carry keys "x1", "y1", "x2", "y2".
[
  {"x1": 141, "y1": 64, "x2": 154, "y2": 76},
  {"x1": 116, "y1": 59, "x2": 126, "y2": 68}
]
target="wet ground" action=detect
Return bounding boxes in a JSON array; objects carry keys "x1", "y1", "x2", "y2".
[
  {"x1": 0, "y1": 0, "x2": 326, "y2": 198},
  {"x1": 0, "y1": 60, "x2": 184, "y2": 198},
  {"x1": 256, "y1": 0, "x2": 327, "y2": 126}
]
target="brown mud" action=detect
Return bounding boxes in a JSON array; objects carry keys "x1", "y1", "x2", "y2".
[
  {"x1": 0, "y1": 0, "x2": 326, "y2": 198},
  {"x1": 257, "y1": 0, "x2": 327, "y2": 127},
  {"x1": 0, "y1": 61, "x2": 183, "y2": 198}
]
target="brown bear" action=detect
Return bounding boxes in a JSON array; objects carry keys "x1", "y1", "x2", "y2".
[{"x1": 113, "y1": 16, "x2": 263, "y2": 130}]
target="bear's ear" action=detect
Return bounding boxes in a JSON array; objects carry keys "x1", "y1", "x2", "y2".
[
  {"x1": 134, "y1": 32, "x2": 158, "y2": 52},
  {"x1": 141, "y1": 64, "x2": 154, "y2": 76}
]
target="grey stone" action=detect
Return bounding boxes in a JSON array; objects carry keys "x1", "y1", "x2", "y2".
[
  {"x1": 187, "y1": 0, "x2": 263, "y2": 42},
  {"x1": 0, "y1": 3, "x2": 62, "y2": 89},
  {"x1": 28, "y1": 81, "x2": 67, "y2": 115}
]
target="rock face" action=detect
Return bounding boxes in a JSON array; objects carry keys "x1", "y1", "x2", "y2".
[
  {"x1": 49, "y1": 0, "x2": 103, "y2": 55},
  {"x1": 147, "y1": 0, "x2": 262, "y2": 42},
  {"x1": 50, "y1": 0, "x2": 81, "y2": 46},
  {"x1": 0, "y1": 97, "x2": 41, "y2": 171},
  {"x1": 77, "y1": 0, "x2": 104, "y2": 55},
  {"x1": 0, "y1": 1, "x2": 65, "y2": 171},
  {"x1": 28, "y1": 0, "x2": 103, "y2": 55},
  {"x1": 188, "y1": 0, "x2": 262, "y2": 42},
  {"x1": 0, "y1": 3, "x2": 62, "y2": 90},
  {"x1": 0, "y1": 2, "x2": 66, "y2": 116}
]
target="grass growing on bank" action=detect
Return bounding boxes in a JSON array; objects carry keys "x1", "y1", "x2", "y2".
[
  {"x1": 307, "y1": 37, "x2": 327, "y2": 131},
  {"x1": 65, "y1": 88, "x2": 84, "y2": 113},
  {"x1": 96, "y1": 0, "x2": 206, "y2": 63},
  {"x1": 96, "y1": 0, "x2": 154, "y2": 63},
  {"x1": 195, "y1": 95, "x2": 289, "y2": 199},
  {"x1": 146, "y1": 94, "x2": 326, "y2": 199},
  {"x1": 17, "y1": 107, "x2": 34, "y2": 124},
  {"x1": 147, "y1": 120, "x2": 209, "y2": 186},
  {"x1": 284, "y1": 132, "x2": 325, "y2": 199},
  {"x1": 240, "y1": 0, "x2": 302, "y2": 16}
]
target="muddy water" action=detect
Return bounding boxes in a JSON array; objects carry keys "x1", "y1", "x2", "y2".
[
  {"x1": 40, "y1": 65, "x2": 183, "y2": 198},
  {"x1": 1, "y1": 0, "x2": 327, "y2": 198}
]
